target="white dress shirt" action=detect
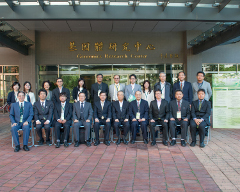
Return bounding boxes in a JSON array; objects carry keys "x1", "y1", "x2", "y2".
[{"x1": 160, "y1": 82, "x2": 165, "y2": 99}]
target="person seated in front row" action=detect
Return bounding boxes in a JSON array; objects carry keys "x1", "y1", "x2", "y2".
[
  {"x1": 149, "y1": 90, "x2": 169, "y2": 146},
  {"x1": 94, "y1": 91, "x2": 112, "y2": 146},
  {"x1": 190, "y1": 89, "x2": 211, "y2": 148},
  {"x1": 129, "y1": 91, "x2": 149, "y2": 144},
  {"x1": 73, "y1": 92, "x2": 93, "y2": 147},
  {"x1": 34, "y1": 89, "x2": 54, "y2": 145},
  {"x1": 10, "y1": 91, "x2": 34, "y2": 152},
  {"x1": 169, "y1": 89, "x2": 190, "y2": 147},
  {"x1": 54, "y1": 92, "x2": 73, "y2": 148},
  {"x1": 112, "y1": 91, "x2": 130, "y2": 145}
]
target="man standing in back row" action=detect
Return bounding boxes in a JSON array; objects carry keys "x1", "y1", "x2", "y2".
[
  {"x1": 109, "y1": 75, "x2": 125, "y2": 102},
  {"x1": 91, "y1": 74, "x2": 109, "y2": 103},
  {"x1": 125, "y1": 74, "x2": 141, "y2": 102}
]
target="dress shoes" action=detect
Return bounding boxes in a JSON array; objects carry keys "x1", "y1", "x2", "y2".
[
  {"x1": 86, "y1": 141, "x2": 91, "y2": 147},
  {"x1": 55, "y1": 142, "x2": 60, "y2": 148},
  {"x1": 116, "y1": 138, "x2": 121, "y2": 145},
  {"x1": 74, "y1": 141, "x2": 80, "y2": 147},
  {"x1": 190, "y1": 141, "x2": 196, "y2": 147},
  {"x1": 200, "y1": 142, "x2": 205, "y2": 148},
  {"x1": 14, "y1": 145, "x2": 20, "y2": 152},
  {"x1": 38, "y1": 140, "x2": 43, "y2": 145},
  {"x1": 46, "y1": 140, "x2": 50, "y2": 145},
  {"x1": 181, "y1": 140, "x2": 186, "y2": 147},
  {"x1": 23, "y1": 145, "x2": 29, "y2": 151},
  {"x1": 64, "y1": 141, "x2": 69, "y2": 147},
  {"x1": 105, "y1": 140, "x2": 110, "y2": 146},
  {"x1": 151, "y1": 140, "x2": 156, "y2": 146},
  {"x1": 123, "y1": 138, "x2": 128, "y2": 145},
  {"x1": 162, "y1": 140, "x2": 168, "y2": 146},
  {"x1": 131, "y1": 140, "x2": 135, "y2": 144},
  {"x1": 170, "y1": 140, "x2": 176, "y2": 146},
  {"x1": 144, "y1": 139, "x2": 148, "y2": 144},
  {"x1": 94, "y1": 140, "x2": 100, "y2": 146}
]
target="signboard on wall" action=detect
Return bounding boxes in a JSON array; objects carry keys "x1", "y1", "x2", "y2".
[{"x1": 212, "y1": 74, "x2": 240, "y2": 129}]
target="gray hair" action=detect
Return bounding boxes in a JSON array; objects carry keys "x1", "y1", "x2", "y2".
[
  {"x1": 117, "y1": 90, "x2": 124, "y2": 96},
  {"x1": 159, "y1": 72, "x2": 166, "y2": 77}
]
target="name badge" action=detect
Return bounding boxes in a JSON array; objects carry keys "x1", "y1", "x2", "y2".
[
  {"x1": 20, "y1": 115, "x2": 23, "y2": 123},
  {"x1": 101, "y1": 116, "x2": 104, "y2": 119},
  {"x1": 177, "y1": 111, "x2": 181, "y2": 119},
  {"x1": 161, "y1": 94, "x2": 165, "y2": 99},
  {"x1": 136, "y1": 112, "x2": 140, "y2": 120},
  {"x1": 61, "y1": 113, "x2": 64, "y2": 120},
  {"x1": 98, "y1": 90, "x2": 101, "y2": 97}
]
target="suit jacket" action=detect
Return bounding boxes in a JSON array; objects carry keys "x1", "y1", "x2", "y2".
[
  {"x1": 112, "y1": 100, "x2": 129, "y2": 121},
  {"x1": 38, "y1": 90, "x2": 52, "y2": 101},
  {"x1": 91, "y1": 82, "x2": 109, "y2": 103},
  {"x1": 109, "y1": 83, "x2": 125, "y2": 101},
  {"x1": 54, "y1": 102, "x2": 73, "y2": 122},
  {"x1": 129, "y1": 99, "x2": 149, "y2": 120},
  {"x1": 172, "y1": 81, "x2": 193, "y2": 103},
  {"x1": 192, "y1": 80, "x2": 212, "y2": 101},
  {"x1": 52, "y1": 87, "x2": 70, "y2": 104},
  {"x1": 72, "y1": 87, "x2": 88, "y2": 101},
  {"x1": 94, "y1": 100, "x2": 112, "y2": 120},
  {"x1": 73, "y1": 101, "x2": 93, "y2": 121},
  {"x1": 7, "y1": 91, "x2": 17, "y2": 106},
  {"x1": 154, "y1": 81, "x2": 172, "y2": 103},
  {"x1": 9, "y1": 101, "x2": 34, "y2": 125},
  {"x1": 33, "y1": 100, "x2": 54, "y2": 122},
  {"x1": 125, "y1": 84, "x2": 141, "y2": 101},
  {"x1": 169, "y1": 100, "x2": 190, "y2": 120},
  {"x1": 191, "y1": 99, "x2": 211, "y2": 126},
  {"x1": 149, "y1": 99, "x2": 169, "y2": 120}
]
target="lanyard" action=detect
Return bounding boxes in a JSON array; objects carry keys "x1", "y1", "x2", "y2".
[
  {"x1": 161, "y1": 83, "x2": 165, "y2": 91},
  {"x1": 61, "y1": 104, "x2": 65, "y2": 111},
  {"x1": 137, "y1": 100, "x2": 140, "y2": 112},
  {"x1": 145, "y1": 92, "x2": 148, "y2": 99},
  {"x1": 198, "y1": 82, "x2": 203, "y2": 88},
  {"x1": 115, "y1": 84, "x2": 119, "y2": 91}
]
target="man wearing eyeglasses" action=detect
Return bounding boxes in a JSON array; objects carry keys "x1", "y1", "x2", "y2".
[
  {"x1": 109, "y1": 75, "x2": 125, "y2": 102},
  {"x1": 52, "y1": 78, "x2": 70, "y2": 105}
]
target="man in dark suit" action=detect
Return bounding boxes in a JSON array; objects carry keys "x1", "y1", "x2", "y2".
[
  {"x1": 91, "y1": 74, "x2": 109, "y2": 104},
  {"x1": 53, "y1": 92, "x2": 72, "y2": 148},
  {"x1": 190, "y1": 89, "x2": 211, "y2": 148},
  {"x1": 169, "y1": 89, "x2": 190, "y2": 147},
  {"x1": 172, "y1": 71, "x2": 193, "y2": 103},
  {"x1": 154, "y1": 72, "x2": 172, "y2": 103},
  {"x1": 52, "y1": 78, "x2": 70, "y2": 105},
  {"x1": 34, "y1": 89, "x2": 54, "y2": 145},
  {"x1": 149, "y1": 90, "x2": 169, "y2": 146},
  {"x1": 73, "y1": 92, "x2": 93, "y2": 147},
  {"x1": 112, "y1": 91, "x2": 130, "y2": 145},
  {"x1": 129, "y1": 91, "x2": 149, "y2": 144},
  {"x1": 94, "y1": 91, "x2": 112, "y2": 146},
  {"x1": 10, "y1": 91, "x2": 34, "y2": 152}
]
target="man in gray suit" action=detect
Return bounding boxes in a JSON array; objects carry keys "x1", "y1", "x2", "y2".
[
  {"x1": 125, "y1": 74, "x2": 141, "y2": 102},
  {"x1": 154, "y1": 72, "x2": 172, "y2": 103},
  {"x1": 109, "y1": 75, "x2": 125, "y2": 102},
  {"x1": 73, "y1": 92, "x2": 93, "y2": 147},
  {"x1": 192, "y1": 71, "x2": 212, "y2": 101},
  {"x1": 10, "y1": 91, "x2": 34, "y2": 152},
  {"x1": 34, "y1": 89, "x2": 54, "y2": 145}
]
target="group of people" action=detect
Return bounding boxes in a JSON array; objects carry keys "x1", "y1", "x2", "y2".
[{"x1": 8, "y1": 70, "x2": 212, "y2": 152}]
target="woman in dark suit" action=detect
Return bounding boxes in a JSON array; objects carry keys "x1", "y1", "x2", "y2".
[
  {"x1": 7, "y1": 82, "x2": 21, "y2": 107},
  {"x1": 73, "y1": 77, "x2": 88, "y2": 102}
]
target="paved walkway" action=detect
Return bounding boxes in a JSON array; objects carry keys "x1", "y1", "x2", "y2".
[{"x1": 0, "y1": 114, "x2": 239, "y2": 191}]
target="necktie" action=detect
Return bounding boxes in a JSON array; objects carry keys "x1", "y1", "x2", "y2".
[
  {"x1": 177, "y1": 100, "x2": 181, "y2": 121},
  {"x1": 137, "y1": 101, "x2": 140, "y2": 112},
  {"x1": 61, "y1": 104, "x2": 64, "y2": 112},
  {"x1": 101, "y1": 102, "x2": 104, "y2": 110},
  {"x1": 199, "y1": 100, "x2": 202, "y2": 111},
  {"x1": 116, "y1": 85, "x2": 119, "y2": 91},
  {"x1": 80, "y1": 102, "x2": 84, "y2": 112},
  {"x1": 41, "y1": 102, "x2": 44, "y2": 111},
  {"x1": 20, "y1": 103, "x2": 23, "y2": 116},
  {"x1": 180, "y1": 83, "x2": 183, "y2": 90}
]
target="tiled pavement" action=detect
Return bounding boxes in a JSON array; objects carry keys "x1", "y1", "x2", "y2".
[{"x1": 0, "y1": 114, "x2": 239, "y2": 192}]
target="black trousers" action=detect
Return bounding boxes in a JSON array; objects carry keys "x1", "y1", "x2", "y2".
[
  {"x1": 190, "y1": 119, "x2": 207, "y2": 143},
  {"x1": 113, "y1": 120, "x2": 130, "y2": 138},
  {"x1": 74, "y1": 120, "x2": 91, "y2": 141},
  {"x1": 94, "y1": 119, "x2": 111, "y2": 141},
  {"x1": 169, "y1": 120, "x2": 188, "y2": 140},
  {"x1": 55, "y1": 120, "x2": 71, "y2": 142},
  {"x1": 150, "y1": 119, "x2": 168, "y2": 141},
  {"x1": 35, "y1": 120, "x2": 51, "y2": 142},
  {"x1": 131, "y1": 120, "x2": 148, "y2": 140}
]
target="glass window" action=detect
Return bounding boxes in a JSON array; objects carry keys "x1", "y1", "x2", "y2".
[
  {"x1": 146, "y1": 74, "x2": 159, "y2": 89},
  {"x1": 39, "y1": 75, "x2": 58, "y2": 91},
  {"x1": 59, "y1": 65, "x2": 79, "y2": 71},
  {"x1": 80, "y1": 64, "x2": 112, "y2": 71},
  {"x1": 39, "y1": 65, "x2": 58, "y2": 72},
  {"x1": 3, "y1": 66, "x2": 19, "y2": 73},
  {"x1": 219, "y1": 64, "x2": 236, "y2": 72},
  {"x1": 113, "y1": 64, "x2": 144, "y2": 71},
  {"x1": 145, "y1": 64, "x2": 164, "y2": 71},
  {"x1": 166, "y1": 64, "x2": 183, "y2": 85},
  {"x1": 202, "y1": 64, "x2": 218, "y2": 72},
  {"x1": 4, "y1": 75, "x2": 19, "y2": 96},
  {"x1": 0, "y1": 75, "x2": 3, "y2": 107},
  {"x1": 0, "y1": 66, "x2": 2, "y2": 73}
]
